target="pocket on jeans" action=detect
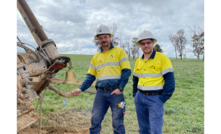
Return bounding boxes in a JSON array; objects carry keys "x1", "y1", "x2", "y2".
[
  {"x1": 114, "y1": 92, "x2": 123, "y2": 95},
  {"x1": 116, "y1": 101, "x2": 126, "y2": 117},
  {"x1": 113, "y1": 93, "x2": 124, "y2": 100},
  {"x1": 121, "y1": 107, "x2": 126, "y2": 116}
]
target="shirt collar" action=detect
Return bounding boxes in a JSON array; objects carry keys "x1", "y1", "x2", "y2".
[
  {"x1": 141, "y1": 49, "x2": 156, "y2": 59},
  {"x1": 100, "y1": 43, "x2": 114, "y2": 52}
]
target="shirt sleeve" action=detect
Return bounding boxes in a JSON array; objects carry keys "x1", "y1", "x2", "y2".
[
  {"x1": 118, "y1": 48, "x2": 131, "y2": 90},
  {"x1": 159, "y1": 56, "x2": 175, "y2": 103},
  {"x1": 87, "y1": 56, "x2": 97, "y2": 77},
  {"x1": 119, "y1": 49, "x2": 131, "y2": 70},
  {"x1": 132, "y1": 59, "x2": 139, "y2": 98},
  {"x1": 79, "y1": 74, "x2": 96, "y2": 91},
  {"x1": 161, "y1": 56, "x2": 173, "y2": 76},
  {"x1": 119, "y1": 69, "x2": 131, "y2": 90}
]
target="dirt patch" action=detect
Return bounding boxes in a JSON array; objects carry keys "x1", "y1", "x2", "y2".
[
  {"x1": 45, "y1": 109, "x2": 91, "y2": 131},
  {"x1": 19, "y1": 109, "x2": 91, "y2": 134},
  {"x1": 19, "y1": 127, "x2": 89, "y2": 134}
]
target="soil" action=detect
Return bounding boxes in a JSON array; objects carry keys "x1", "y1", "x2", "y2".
[
  {"x1": 19, "y1": 109, "x2": 91, "y2": 134},
  {"x1": 19, "y1": 127, "x2": 89, "y2": 134}
]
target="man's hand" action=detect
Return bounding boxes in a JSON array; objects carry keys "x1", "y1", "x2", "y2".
[
  {"x1": 71, "y1": 88, "x2": 82, "y2": 96},
  {"x1": 111, "y1": 88, "x2": 122, "y2": 95}
]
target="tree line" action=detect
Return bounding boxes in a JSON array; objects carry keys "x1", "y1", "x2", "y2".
[
  {"x1": 93, "y1": 23, "x2": 204, "y2": 60},
  {"x1": 169, "y1": 25, "x2": 204, "y2": 60}
]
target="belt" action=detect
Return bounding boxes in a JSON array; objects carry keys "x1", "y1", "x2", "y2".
[
  {"x1": 95, "y1": 85, "x2": 118, "y2": 91},
  {"x1": 139, "y1": 90, "x2": 161, "y2": 96}
]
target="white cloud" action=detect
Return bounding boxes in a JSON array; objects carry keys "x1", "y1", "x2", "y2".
[{"x1": 17, "y1": 0, "x2": 204, "y2": 58}]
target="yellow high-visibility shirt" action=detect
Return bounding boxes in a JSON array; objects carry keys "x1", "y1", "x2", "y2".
[
  {"x1": 133, "y1": 50, "x2": 173, "y2": 91},
  {"x1": 88, "y1": 45, "x2": 131, "y2": 83}
]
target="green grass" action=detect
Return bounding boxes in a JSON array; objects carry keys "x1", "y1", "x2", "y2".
[{"x1": 28, "y1": 54, "x2": 204, "y2": 134}]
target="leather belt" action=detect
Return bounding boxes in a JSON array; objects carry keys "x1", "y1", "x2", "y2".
[
  {"x1": 95, "y1": 85, "x2": 118, "y2": 91},
  {"x1": 139, "y1": 90, "x2": 161, "y2": 96}
]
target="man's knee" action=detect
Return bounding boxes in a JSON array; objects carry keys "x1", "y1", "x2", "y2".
[{"x1": 112, "y1": 107, "x2": 125, "y2": 134}]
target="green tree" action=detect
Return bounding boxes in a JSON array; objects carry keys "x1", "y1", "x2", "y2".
[{"x1": 154, "y1": 44, "x2": 163, "y2": 53}]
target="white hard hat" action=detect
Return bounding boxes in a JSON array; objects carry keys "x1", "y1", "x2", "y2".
[
  {"x1": 136, "y1": 30, "x2": 157, "y2": 46},
  {"x1": 94, "y1": 24, "x2": 114, "y2": 40}
]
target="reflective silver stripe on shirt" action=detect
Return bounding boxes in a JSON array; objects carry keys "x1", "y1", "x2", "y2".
[
  {"x1": 137, "y1": 73, "x2": 162, "y2": 77},
  {"x1": 97, "y1": 75, "x2": 121, "y2": 81},
  {"x1": 120, "y1": 57, "x2": 128, "y2": 65},
  {"x1": 96, "y1": 62, "x2": 120, "y2": 70},
  {"x1": 90, "y1": 63, "x2": 96, "y2": 70},
  {"x1": 133, "y1": 72, "x2": 138, "y2": 77},
  {"x1": 161, "y1": 68, "x2": 174, "y2": 75},
  {"x1": 133, "y1": 68, "x2": 174, "y2": 78},
  {"x1": 138, "y1": 85, "x2": 164, "y2": 91}
]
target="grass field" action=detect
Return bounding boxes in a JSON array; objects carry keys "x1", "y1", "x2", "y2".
[{"x1": 29, "y1": 54, "x2": 204, "y2": 134}]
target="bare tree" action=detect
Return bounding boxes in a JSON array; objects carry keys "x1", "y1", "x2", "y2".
[
  {"x1": 109, "y1": 22, "x2": 120, "y2": 46},
  {"x1": 119, "y1": 33, "x2": 126, "y2": 52},
  {"x1": 93, "y1": 39, "x2": 101, "y2": 52},
  {"x1": 131, "y1": 37, "x2": 140, "y2": 57},
  {"x1": 121, "y1": 42, "x2": 127, "y2": 53},
  {"x1": 125, "y1": 37, "x2": 131, "y2": 59},
  {"x1": 176, "y1": 29, "x2": 187, "y2": 60},
  {"x1": 183, "y1": 46, "x2": 186, "y2": 59},
  {"x1": 131, "y1": 43, "x2": 137, "y2": 59},
  {"x1": 169, "y1": 35, "x2": 178, "y2": 60},
  {"x1": 187, "y1": 25, "x2": 204, "y2": 60},
  {"x1": 169, "y1": 29, "x2": 187, "y2": 60}
]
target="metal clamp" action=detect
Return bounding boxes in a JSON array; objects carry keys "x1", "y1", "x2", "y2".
[{"x1": 41, "y1": 39, "x2": 56, "y2": 48}]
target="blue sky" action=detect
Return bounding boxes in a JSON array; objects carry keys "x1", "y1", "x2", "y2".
[{"x1": 16, "y1": 0, "x2": 204, "y2": 58}]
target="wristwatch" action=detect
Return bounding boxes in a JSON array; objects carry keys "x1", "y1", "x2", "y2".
[{"x1": 119, "y1": 87, "x2": 124, "y2": 92}]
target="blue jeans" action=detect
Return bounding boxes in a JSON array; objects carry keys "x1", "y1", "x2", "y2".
[
  {"x1": 134, "y1": 91, "x2": 164, "y2": 134},
  {"x1": 89, "y1": 88, "x2": 126, "y2": 134}
]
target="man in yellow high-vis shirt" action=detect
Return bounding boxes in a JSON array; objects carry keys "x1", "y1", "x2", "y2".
[
  {"x1": 133, "y1": 30, "x2": 175, "y2": 134},
  {"x1": 71, "y1": 24, "x2": 131, "y2": 134}
]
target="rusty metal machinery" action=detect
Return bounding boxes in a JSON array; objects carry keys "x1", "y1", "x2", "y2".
[{"x1": 17, "y1": 0, "x2": 96, "y2": 133}]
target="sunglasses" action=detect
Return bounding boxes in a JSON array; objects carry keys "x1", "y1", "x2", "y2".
[
  {"x1": 141, "y1": 41, "x2": 153, "y2": 46},
  {"x1": 98, "y1": 35, "x2": 109, "y2": 41}
]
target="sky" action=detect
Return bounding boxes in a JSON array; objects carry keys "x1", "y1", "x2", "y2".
[{"x1": 16, "y1": 0, "x2": 204, "y2": 58}]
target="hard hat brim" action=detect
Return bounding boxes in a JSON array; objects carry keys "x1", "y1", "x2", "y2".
[
  {"x1": 94, "y1": 34, "x2": 114, "y2": 40},
  {"x1": 136, "y1": 38, "x2": 157, "y2": 46}
]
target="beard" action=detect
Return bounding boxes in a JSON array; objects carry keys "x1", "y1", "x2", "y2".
[
  {"x1": 142, "y1": 47, "x2": 153, "y2": 54},
  {"x1": 100, "y1": 41, "x2": 110, "y2": 47},
  {"x1": 143, "y1": 51, "x2": 152, "y2": 54}
]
